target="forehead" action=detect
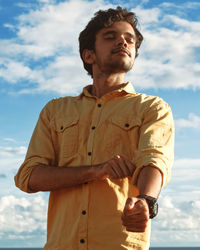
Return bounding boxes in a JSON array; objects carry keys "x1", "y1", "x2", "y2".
[{"x1": 97, "y1": 21, "x2": 135, "y2": 37}]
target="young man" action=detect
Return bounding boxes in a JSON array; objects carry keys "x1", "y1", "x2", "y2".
[{"x1": 15, "y1": 6, "x2": 174, "y2": 250}]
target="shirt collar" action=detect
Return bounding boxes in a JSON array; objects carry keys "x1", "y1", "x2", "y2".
[{"x1": 79, "y1": 82, "x2": 136, "y2": 99}]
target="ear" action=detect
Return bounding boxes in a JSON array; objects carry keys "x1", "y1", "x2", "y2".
[{"x1": 82, "y1": 49, "x2": 95, "y2": 64}]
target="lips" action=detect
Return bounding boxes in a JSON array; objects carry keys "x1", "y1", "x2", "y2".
[{"x1": 112, "y1": 48, "x2": 131, "y2": 57}]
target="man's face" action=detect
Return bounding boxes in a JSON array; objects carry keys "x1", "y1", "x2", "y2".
[{"x1": 93, "y1": 21, "x2": 136, "y2": 75}]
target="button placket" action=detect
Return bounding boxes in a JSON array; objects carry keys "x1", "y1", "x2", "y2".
[
  {"x1": 79, "y1": 185, "x2": 89, "y2": 249},
  {"x1": 86, "y1": 101, "x2": 103, "y2": 164}
]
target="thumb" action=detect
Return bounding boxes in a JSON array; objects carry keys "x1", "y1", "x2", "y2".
[{"x1": 124, "y1": 197, "x2": 135, "y2": 212}]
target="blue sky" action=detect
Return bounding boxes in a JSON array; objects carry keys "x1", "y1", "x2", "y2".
[{"x1": 0, "y1": 0, "x2": 200, "y2": 247}]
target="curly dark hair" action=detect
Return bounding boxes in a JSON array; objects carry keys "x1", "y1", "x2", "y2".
[{"x1": 79, "y1": 6, "x2": 143, "y2": 77}]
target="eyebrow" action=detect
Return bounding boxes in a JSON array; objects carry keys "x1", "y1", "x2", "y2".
[{"x1": 102, "y1": 30, "x2": 136, "y2": 39}]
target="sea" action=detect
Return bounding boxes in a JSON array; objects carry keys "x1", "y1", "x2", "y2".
[{"x1": 1, "y1": 248, "x2": 200, "y2": 250}]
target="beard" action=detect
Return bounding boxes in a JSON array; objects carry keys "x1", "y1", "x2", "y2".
[
  {"x1": 105, "y1": 59, "x2": 134, "y2": 73},
  {"x1": 95, "y1": 53, "x2": 134, "y2": 74}
]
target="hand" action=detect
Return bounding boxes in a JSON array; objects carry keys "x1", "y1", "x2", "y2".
[
  {"x1": 97, "y1": 155, "x2": 136, "y2": 180},
  {"x1": 121, "y1": 197, "x2": 149, "y2": 232}
]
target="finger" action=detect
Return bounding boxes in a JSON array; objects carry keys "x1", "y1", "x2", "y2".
[
  {"x1": 111, "y1": 165, "x2": 121, "y2": 178},
  {"x1": 116, "y1": 155, "x2": 136, "y2": 177},
  {"x1": 134, "y1": 199, "x2": 149, "y2": 214},
  {"x1": 122, "y1": 157, "x2": 136, "y2": 175},
  {"x1": 110, "y1": 156, "x2": 125, "y2": 178},
  {"x1": 122, "y1": 208, "x2": 149, "y2": 224},
  {"x1": 124, "y1": 199, "x2": 148, "y2": 218},
  {"x1": 122, "y1": 212, "x2": 149, "y2": 226},
  {"x1": 118, "y1": 156, "x2": 132, "y2": 176},
  {"x1": 123, "y1": 197, "x2": 137, "y2": 215},
  {"x1": 122, "y1": 214, "x2": 149, "y2": 233},
  {"x1": 113, "y1": 155, "x2": 131, "y2": 177},
  {"x1": 108, "y1": 158, "x2": 123, "y2": 178}
]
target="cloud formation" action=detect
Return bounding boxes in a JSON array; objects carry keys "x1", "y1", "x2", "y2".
[
  {"x1": 0, "y1": 195, "x2": 47, "y2": 246},
  {"x1": 0, "y1": 1, "x2": 200, "y2": 247},
  {"x1": 175, "y1": 113, "x2": 200, "y2": 129},
  {"x1": 129, "y1": 3, "x2": 200, "y2": 90},
  {"x1": 151, "y1": 195, "x2": 200, "y2": 246},
  {"x1": 151, "y1": 157, "x2": 200, "y2": 246},
  {"x1": 0, "y1": 0, "x2": 200, "y2": 94}
]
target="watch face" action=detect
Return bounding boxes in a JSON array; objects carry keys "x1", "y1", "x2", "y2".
[{"x1": 150, "y1": 202, "x2": 158, "y2": 219}]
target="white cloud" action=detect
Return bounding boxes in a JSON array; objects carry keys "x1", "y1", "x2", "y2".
[
  {"x1": 0, "y1": 195, "x2": 47, "y2": 238},
  {"x1": 150, "y1": 157, "x2": 200, "y2": 246},
  {"x1": 0, "y1": 59, "x2": 33, "y2": 83},
  {"x1": 0, "y1": 155, "x2": 199, "y2": 246},
  {"x1": 161, "y1": 1, "x2": 200, "y2": 10},
  {"x1": 0, "y1": 0, "x2": 199, "y2": 94},
  {"x1": 167, "y1": 158, "x2": 200, "y2": 198},
  {"x1": 0, "y1": 144, "x2": 27, "y2": 195},
  {"x1": 175, "y1": 113, "x2": 200, "y2": 129},
  {"x1": 33, "y1": 55, "x2": 91, "y2": 94},
  {"x1": 129, "y1": 8, "x2": 200, "y2": 89},
  {"x1": 0, "y1": 0, "x2": 113, "y2": 94},
  {"x1": 0, "y1": 146, "x2": 27, "y2": 157},
  {"x1": 151, "y1": 195, "x2": 200, "y2": 246},
  {"x1": 11, "y1": 0, "x2": 107, "y2": 59}
]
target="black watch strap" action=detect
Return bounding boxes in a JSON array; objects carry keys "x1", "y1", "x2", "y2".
[{"x1": 137, "y1": 194, "x2": 158, "y2": 219}]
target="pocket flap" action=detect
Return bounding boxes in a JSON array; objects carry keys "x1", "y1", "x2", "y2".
[
  {"x1": 53, "y1": 115, "x2": 79, "y2": 132},
  {"x1": 111, "y1": 116, "x2": 141, "y2": 130}
]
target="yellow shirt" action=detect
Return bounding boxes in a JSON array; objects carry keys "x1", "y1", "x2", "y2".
[{"x1": 15, "y1": 82, "x2": 174, "y2": 250}]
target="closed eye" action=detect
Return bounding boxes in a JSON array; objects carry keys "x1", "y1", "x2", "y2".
[
  {"x1": 104, "y1": 34, "x2": 115, "y2": 40},
  {"x1": 126, "y1": 38, "x2": 135, "y2": 44},
  {"x1": 103, "y1": 31, "x2": 116, "y2": 40}
]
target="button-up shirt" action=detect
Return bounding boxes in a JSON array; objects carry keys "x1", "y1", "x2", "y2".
[{"x1": 15, "y1": 82, "x2": 174, "y2": 250}]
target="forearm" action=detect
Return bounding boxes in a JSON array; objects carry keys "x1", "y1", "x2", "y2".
[
  {"x1": 28, "y1": 165, "x2": 98, "y2": 192},
  {"x1": 28, "y1": 155, "x2": 136, "y2": 192},
  {"x1": 136, "y1": 166, "x2": 162, "y2": 198}
]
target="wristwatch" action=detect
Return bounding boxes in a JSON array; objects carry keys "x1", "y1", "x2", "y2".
[{"x1": 137, "y1": 194, "x2": 158, "y2": 219}]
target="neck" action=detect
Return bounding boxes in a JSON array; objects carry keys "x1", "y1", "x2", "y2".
[{"x1": 92, "y1": 72, "x2": 126, "y2": 98}]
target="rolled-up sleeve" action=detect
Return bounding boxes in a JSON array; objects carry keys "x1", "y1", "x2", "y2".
[
  {"x1": 14, "y1": 102, "x2": 56, "y2": 193},
  {"x1": 132, "y1": 98, "x2": 174, "y2": 186}
]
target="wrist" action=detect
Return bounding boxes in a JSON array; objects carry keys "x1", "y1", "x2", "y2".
[
  {"x1": 88, "y1": 164, "x2": 105, "y2": 181},
  {"x1": 137, "y1": 194, "x2": 158, "y2": 219}
]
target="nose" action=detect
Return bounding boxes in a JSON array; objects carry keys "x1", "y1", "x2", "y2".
[{"x1": 116, "y1": 35, "x2": 127, "y2": 47}]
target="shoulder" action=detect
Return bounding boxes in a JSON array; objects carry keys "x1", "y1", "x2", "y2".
[
  {"x1": 47, "y1": 95, "x2": 78, "y2": 108},
  {"x1": 41, "y1": 96, "x2": 79, "y2": 120},
  {"x1": 135, "y1": 92, "x2": 167, "y2": 105},
  {"x1": 129, "y1": 92, "x2": 172, "y2": 114}
]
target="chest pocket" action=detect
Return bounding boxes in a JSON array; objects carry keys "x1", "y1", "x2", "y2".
[
  {"x1": 106, "y1": 115, "x2": 141, "y2": 157},
  {"x1": 54, "y1": 115, "x2": 79, "y2": 158},
  {"x1": 111, "y1": 116, "x2": 139, "y2": 130}
]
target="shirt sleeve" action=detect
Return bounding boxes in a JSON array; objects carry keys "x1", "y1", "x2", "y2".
[
  {"x1": 131, "y1": 98, "x2": 174, "y2": 187},
  {"x1": 14, "y1": 101, "x2": 56, "y2": 193}
]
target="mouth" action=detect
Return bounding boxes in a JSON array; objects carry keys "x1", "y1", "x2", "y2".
[{"x1": 112, "y1": 48, "x2": 131, "y2": 57}]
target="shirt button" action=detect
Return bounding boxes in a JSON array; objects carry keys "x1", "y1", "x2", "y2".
[
  {"x1": 80, "y1": 239, "x2": 85, "y2": 243},
  {"x1": 88, "y1": 152, "x2": 92, "y2": 156},
  {"x1": 125, "y1": 123, "x2": 129, "y2": 127},
  {"x1": 60, "y1": 126, "x2": 64, "y2": 130},
  {"x1": 97, "y1": 103, "x2": 102, "y2": 107},
  {"x1": 91, "y1": 126, "x2": 96, "y2": 130},
  {"x1": 82, "y1": 210, "x2": 86, "y2": 215},
  {"x1": 84, "y1": 182, "x2": 88, "y2": 184}
]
